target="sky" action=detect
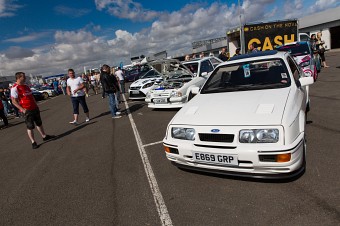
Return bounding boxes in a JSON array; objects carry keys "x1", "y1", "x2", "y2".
[{"x1": 0, "y1": 0, "x2": 339, "y2": 77}]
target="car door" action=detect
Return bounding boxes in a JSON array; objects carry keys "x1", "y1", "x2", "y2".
[{"x1": 287, "y1": 56, "x2": 308, "y2": 111}]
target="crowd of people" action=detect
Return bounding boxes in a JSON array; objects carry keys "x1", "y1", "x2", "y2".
[{"x1": 0, "y1": 65, "x2": 127, "y2": 149}]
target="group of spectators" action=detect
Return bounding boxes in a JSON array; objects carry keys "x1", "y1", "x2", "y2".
[{"x1": 0, "y1": 65, "x2": 126, "y2": 149}]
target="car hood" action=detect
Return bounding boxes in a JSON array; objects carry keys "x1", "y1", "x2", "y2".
[
  {"x1": 130, "y1": 77, "x2": 161, "y2": 87},
  {"x1": 171, "y1": 88, "x2": 291, "y2": 126}
]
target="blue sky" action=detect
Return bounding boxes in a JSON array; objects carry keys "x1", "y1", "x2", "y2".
[{"x1": 0, "y1": 0, "x2": 339, "y2": 76}]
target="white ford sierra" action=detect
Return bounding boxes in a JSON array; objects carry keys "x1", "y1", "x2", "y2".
[{"x1": 163, "y1": 50, "x2": 314, "y2": 179}]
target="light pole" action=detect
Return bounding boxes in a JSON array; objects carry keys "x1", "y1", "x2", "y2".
[{"x1": 238, "y1": 0, "x2": 244, "y2": 54}]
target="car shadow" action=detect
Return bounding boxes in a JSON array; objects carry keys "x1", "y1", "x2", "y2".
[
  {"x1": 152, "y1": 108, "x2": 180, "y2": 112},
  {"x1": 121, "y1": 102, "x2": 147, "y2": 115}
]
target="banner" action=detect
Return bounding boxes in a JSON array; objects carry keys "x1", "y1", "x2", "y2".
[{"x1": 244, "y1": 20, "x2": 298, "y2": 52}]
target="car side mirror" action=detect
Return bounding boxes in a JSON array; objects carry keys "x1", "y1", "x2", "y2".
[
  {"x1": 201, "y1": 72, "x2": 208, "y2": 77},
  {"x1": 297, "y1": 76, "x2": 314, "y2": 87},
  {"x1": 191, "y1": 86, "x2": 200, "y2": 95}
]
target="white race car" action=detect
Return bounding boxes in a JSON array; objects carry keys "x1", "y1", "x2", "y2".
[
  {"x1": 145, "y1": 57, "x2": 222, "y2": 108},
  {"x1": 163, "y1": 50, "x2": 314, "y2": 179},
  {"x1": 128, "y1": 69, "x2": 162, "y2": 100}
]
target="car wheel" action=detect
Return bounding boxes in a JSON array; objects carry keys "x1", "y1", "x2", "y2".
[{"x1": 42, "y1": 92, "x2": 49, "y2": 100}]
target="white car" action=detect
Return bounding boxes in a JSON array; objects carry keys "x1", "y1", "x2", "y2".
[
  {"x1": 145, "y1": 57, "x2": 222, "y2": 108},
  {"x1": 163, "y1": 50, "x2": 314, "y2": 179},
  {"x1": 31, "y1": 85, "x2": 57, "y2": 99},
  {"x1": 128, "y1": 69, "x2": 162, "y2": 100}
]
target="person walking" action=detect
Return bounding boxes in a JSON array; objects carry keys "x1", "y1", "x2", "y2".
[
  {"x1": 0, "y1": 88, "x2": 9, "y2": 116},
  {"x1": 0, "y1": 98, "x2": 9, "y2": 128},
  {"x1": 115, "y1": 67, "x2": 125, "y2": 93},
  {"x1": 66, "y1": 69, "x2": 90, "y2": 124},
  {"x1": 100, "y1": 65, "x2": 121, "y2": 119},
  {"x1": 10, "y1": 72, "x2": 55, "y2": 149},
  {"x1": 60, "y1": 77, "x2": 67, "y2": 95}
]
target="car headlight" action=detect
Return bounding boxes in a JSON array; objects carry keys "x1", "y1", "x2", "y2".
[
  {"x1": 171, "y1": 127, "x2": 195, "y2": 140},
  {"x1": 299, "y1": 61, "x2": 310, "y2": 67},
  {"x1": 143, "y1": 82, "x2": 154, "y2": 89},
  {"x1": 239, "y1": 129, "x2": 279, "y2": 143},
  {"x1": 170, "y1": 91, "x2": 182, "y2": 97}
]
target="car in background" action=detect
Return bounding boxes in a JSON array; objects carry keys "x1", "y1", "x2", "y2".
[
  {"x1": 31, "y1": 85, "x2": 57, "y2": 99},
  {"x1": 183, "y1": 56, "x2": 223, "y2": 77},
  {"x1": 32, "y1": 90, "x2": 44, "y2": 101},
  {"x1": 276, "y1": 41, "x2": 320, "y2": 81},
  {"x1": 124, "y1": 64, "x2": 151, "y2": 82},
  {"x1": 163, "y1": 50, "x2": 314, "y2": 179},
  {"x1": 128, "y1": 69, "x2": 162, "y2": 100},
  {"x1": 145, "y1": 57, "x2": 222, "y2": 109}
]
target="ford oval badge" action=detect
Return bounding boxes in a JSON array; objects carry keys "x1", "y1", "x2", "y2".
[{"x1": 211, "y1": 129, "x2": 220, "y2": 133}]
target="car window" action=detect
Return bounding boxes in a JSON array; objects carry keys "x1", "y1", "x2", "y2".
[
  {"x1": 276, "y1": 43, "x2": 311, "y2": 56},
  {"x1": 201, "y1": 59, "x2": 291, "y2": 94},
  {"x1": 201, "y1": 60, "x2": 214, "y2": 74},
  {"x1": 184, "y1": 62, "x2": 199, "y2": 74},
  {"x1": 209, "y1": 58, "x2": 221, "y2": 67},
  {"x1": 287, "y1": 56, "x2": 301, "y2": 82}
]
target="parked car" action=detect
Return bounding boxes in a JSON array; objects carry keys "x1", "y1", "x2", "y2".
[
  {"x1": 31, "y1": 85, "x2": 57, "y2": 99},
  {"x1": 32, "y1": 90, "x2": 44, "y2": 101},
  {"x1": 275, "y1": 41, "x2": 320, "y2": 81},
  {"x1": 124, "y1": 64, "x2": 151, "y2": 82},
  {"x1": 128, "y1": 69, "x2": 162, "y2": 100},
  {"x1": 163, "y1": 50, "x2": 314, "y2": 179},
  {"x1": 145, "y1": 57, "x2": 222, "y2": 109}
]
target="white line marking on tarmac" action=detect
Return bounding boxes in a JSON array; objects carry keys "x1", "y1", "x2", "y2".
[
  {"x1": 122, "y1": 94, "x2": 173, "y2": 226},
  {"x1": 143, "y1": 141, "x2": 163, "y2": 148}
]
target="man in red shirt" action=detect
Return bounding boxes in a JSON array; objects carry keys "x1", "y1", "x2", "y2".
[{"x1": 11, "y1": 72, "x2": 55, "y2": 149}]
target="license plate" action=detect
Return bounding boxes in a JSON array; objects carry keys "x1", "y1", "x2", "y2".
[
  {"x1": 153, "y1": 98, "x2": 167, "y2": 104},
  {"x1": 192, "y1": 152, "x2": 238, "y2": 166},
  {"x1": 131, "y1": 90, "x2": 139, "y2": 94}
]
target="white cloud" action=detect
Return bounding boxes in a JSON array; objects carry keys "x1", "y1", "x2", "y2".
[
  {"x1": 310, "y1": 0, "x2": 337, "y2": 13},
  {"x1": 4, "y1": 32, "x2": 51, "y2": 43},
  {"x1": 0, "y1": 0, "x2": 22, "y2": 17},
  {"x1": 95, "y1": 0, "x2": 160, "y2": 21},
  {"x1": 54, "y1": 5, "x2": 91, "y2": 18},
  {"x1": 0, "y1": 0, "x2": 338, "y2": 77}
]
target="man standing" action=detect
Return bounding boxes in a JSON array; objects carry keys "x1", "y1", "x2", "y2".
[
  {"x1": 100, "y1": 65, "x2": 121, "y2": 119},
  {"x1": 60, "y1": 77, "x2": 67, "y2": 95},
  {"x1": 218, "y1": 48, "x2": 229, "y2": 61},
  {"x1": 248, "y1": 43, "x2": 259, "y2": 53},
  {"x1": 115, "y1": 67, "x2": 125, "y2": 93},
  {"x1": 11, "y1": 72, "x2": 55, "y2": 149},
  {"x1": 66, "y1": 69, "x2": 90, "y2": 124}
]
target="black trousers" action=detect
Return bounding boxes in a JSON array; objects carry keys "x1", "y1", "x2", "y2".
[{"x1": 0, "y1": 109, "x2": 8, "y2": 126}]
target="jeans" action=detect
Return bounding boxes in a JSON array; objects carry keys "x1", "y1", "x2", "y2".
[
  {"x1": 1, "y1": 101, "x2": 8, "y2": 116},
  {"x1": 0, "y1": 109, "x2": 8, "y2": 126},
  {"x1": 71, "y1": 96, "x2": 89, "y2": 114},
  {"x1": 120, "y1": 80, "x2": 125, "y2": 93},
  {"x1": 62, "y1": 86, "x2": 67, "y2": 95},
  {"x1": 107, "y1": 92, "x2": 117, "y2": 116}
]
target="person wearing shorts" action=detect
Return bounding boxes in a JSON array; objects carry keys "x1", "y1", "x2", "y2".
[
  {"x1": 67, "y1": 69, "x2": 90, "y2": 125},
  {"x1": 11, "y1": 72, "x2": 55, "y2": 149}
]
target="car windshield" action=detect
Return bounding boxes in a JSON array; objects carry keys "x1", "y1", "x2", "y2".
[
  {"x1": 201, "y1": 59, "x2": 291, "y2": 94},
  {"x1": 140, "y1": 70, "x2": 160, "y2": 79},
  {"x1": 276, "y1": 43, "x2": 310, "y2": 56},
  {"x1": 183, "y1": 62, "x2": 199, "y2": 74}
]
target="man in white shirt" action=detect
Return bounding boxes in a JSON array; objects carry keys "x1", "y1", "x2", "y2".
[
  {"x1": 114, "y1": 67, "x2": 125, "y2": 93},
  {"x1": 66, "y1": 69, "x2": 90, "y2": 124}
]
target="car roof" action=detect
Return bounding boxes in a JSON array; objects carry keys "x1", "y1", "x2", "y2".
[
  {"x1": 228, "y1": 50, "x2": 287, "y2": 63},
  {"x1": 182, "y1": 56, "x2": 221, "y2": 64}
]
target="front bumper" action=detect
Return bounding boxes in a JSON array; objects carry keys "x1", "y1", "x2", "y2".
[
  {"x1": 129, "y1": 90, "x2": 146, "y2": 99},
  {"x1": 145, "y1": 95, "x2": 187, "y2": 109},
  {"x1": 163, "y1": 133, "x2": 305, "y2": 179}
]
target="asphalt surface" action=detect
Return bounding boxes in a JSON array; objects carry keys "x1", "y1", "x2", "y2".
[{"x1": 1, "y1": 52, "x2": 339, "y2": 225}]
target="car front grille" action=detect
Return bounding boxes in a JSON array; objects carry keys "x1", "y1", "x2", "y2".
[
  {"x1": 198, "y1": 133, "x2": 234, "y2": 143},
  {"x1": 130, "y1": 86, "x2": 141, "y2": 90}
]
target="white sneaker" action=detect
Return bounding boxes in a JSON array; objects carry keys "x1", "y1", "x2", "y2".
[
  {"x1": 85, "y1": 118, "x2": 90, "y2": 122},
  {"x1": 116, "y1": 111, "x2": 121, "y2": 115},
  {"x1": 112, "y1": 115, "x2": 122, "y2": 119},
  {"x1": 69, "y1": 120, "x2": 78, "y2": 125}
]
